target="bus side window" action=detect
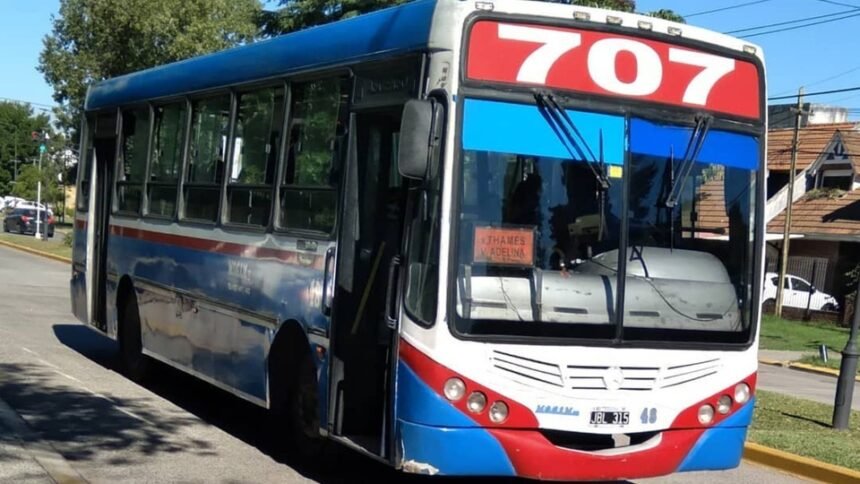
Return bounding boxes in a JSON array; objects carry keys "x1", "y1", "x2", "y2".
[
  {"x1": 147, "y1": 102, "x2": 186, "y2": 218},
  {"x1": 76, "y1": 117, "x2": 95, "y2": 213},
  {"x1": 183, "y1": 94, "x2": 231, "y2": 223},
  {"x1": 226, "y1": 86, "x2": 285, "y2": 227},
  {"x1": 116, "y1": 106, "x2": 150, "y2": 215},
  {"x1": 279, "y1": 77, "x2": 350, "y2": 235}
]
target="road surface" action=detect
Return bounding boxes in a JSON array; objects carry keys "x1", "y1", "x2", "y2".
[{"x1": 0, "y1": 243, "x2": 810, "y2": 483}]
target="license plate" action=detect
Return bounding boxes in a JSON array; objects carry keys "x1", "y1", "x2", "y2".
[{"x1": 589, "y1": 410, "x2": 630, "y2": 425}]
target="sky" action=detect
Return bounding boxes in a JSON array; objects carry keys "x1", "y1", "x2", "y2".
[{"x1": 1, "y1": 0, "x2": 860, "y2": 118}]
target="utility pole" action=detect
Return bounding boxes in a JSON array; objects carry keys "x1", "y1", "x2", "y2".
[
  {"x1": 833, "y1": 280, "x2": 860, "y2": 429},
  {"x1": 775, "y1": 87, "x2": 804, "y2": 317}
]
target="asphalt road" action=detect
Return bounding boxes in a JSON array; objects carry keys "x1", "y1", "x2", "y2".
[{"x1": 0, "y1": 243, "x2": 810, "y2": 483}]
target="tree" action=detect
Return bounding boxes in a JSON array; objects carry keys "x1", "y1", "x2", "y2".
[
  {"x1": 0, "y1": 102, "x2": 53, "y2": 196},
  {"x1": 10, "y1": 165, "x2": 62, "y2": 207},
  {"x1": 38, "y1": 0, "x2": 262, "y2": 139},
  {"x1": 262, "y1": 0, "x2": 682, "y2": 36}
]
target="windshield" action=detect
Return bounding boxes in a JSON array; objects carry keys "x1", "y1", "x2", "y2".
[{"x1": 451, "y1": 97, "x2": 759, "y2": 345}]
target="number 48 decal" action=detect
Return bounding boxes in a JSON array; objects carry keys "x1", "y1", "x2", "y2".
[
  {"x1": 498, "y1": 24, "x2": 735, "y2": 105},
  {"x1": 641, "y1": 407, "x2": 658, "y2": 424}
]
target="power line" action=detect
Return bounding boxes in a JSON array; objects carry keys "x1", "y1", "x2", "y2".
[
  {"x1": 815, "y1": 0, "x2": 860, "y2": 8},
  {"x1": 768, "y1": 86, "x2": 860, "y2": 101},
  {"x1": 741, "y1": 11, "x2": 860, "y2": 38},
  {"x1": 727, "y1": 7, "x2": 859, "y2": 34},
  {"x1": 0, "y1": 97, "x2": 55, "y2": 111},
  {"x1": 683, "y1": 0, "x2": 773, "y2": 18}
]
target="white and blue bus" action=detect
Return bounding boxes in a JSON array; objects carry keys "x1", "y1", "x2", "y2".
[{"x1": 71, "y1": 0, "x2": 766, "y2": 479}]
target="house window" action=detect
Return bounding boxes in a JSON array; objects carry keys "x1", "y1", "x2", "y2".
[
  {"x1": 820, "y1": 171, "x2": 852, "y2": 190},
  {"x1": 279, "y1": 78, "x2": 350, "y2": 234},
  {"x1": 226, "y1": 86, "x2": 285, "y2": 226}
]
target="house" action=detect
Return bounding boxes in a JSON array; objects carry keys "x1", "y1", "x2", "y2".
[{"x1": 764, "y1": 121, "x2": 860, "y2": 317}]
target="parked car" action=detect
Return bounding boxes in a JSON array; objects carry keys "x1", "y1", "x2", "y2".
[
  {"x1": 2, "y1": 208, "x2": 54, "y2": 237},
  {"x1": 762, "y1": 272, "x2": 838, "y2": 312}
]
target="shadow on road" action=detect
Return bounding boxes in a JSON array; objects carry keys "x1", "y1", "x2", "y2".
[{"x1": 50, "y1": 324, "x2": 628, "y2": 484}]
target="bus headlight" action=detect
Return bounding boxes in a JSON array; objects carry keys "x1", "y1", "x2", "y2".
[
  {"x1": 698, "y1": 404, "x2": 715, "y2": 424},
  {"x1": 717, "y1": 395, "x2": 732, "y2": 414},
  {"x1": 489, "y1": 401, "x2": 509, "y2": 423},
  {"x1": 444, "y1": 378, "x2": 466, "y2": 401},
  {"x1": 735, "y1": 383, "x2": 751, "y2": 404},
  {"x1": 467, "y1": 391, "x2": 487, "y2": 413}
]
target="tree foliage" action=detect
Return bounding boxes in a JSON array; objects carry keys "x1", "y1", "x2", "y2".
[
  {"x1": 38, "y1": 0, "x2": 262, "y2": 137},
  {"x1": 0, "y1": 102, "x2": 53, "y2": 196},
  {"x1": 263, "y1": 0, "x2": 682, "y2": 35}
]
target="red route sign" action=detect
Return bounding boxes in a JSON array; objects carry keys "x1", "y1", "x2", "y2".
[
  {"x1": 473, "y1": 226, "x2": 535, "y2": 266},
  {"x1": 466, "y1": 20, "x2": 761, "y2": 120}
]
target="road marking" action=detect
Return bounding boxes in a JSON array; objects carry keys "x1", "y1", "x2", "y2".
[
  {"x1": 19, "y1": 346, "x2": 156, "y2": 426},
  {"x1": 0, "y1": 380, "x2": 89, "y2": 483}
]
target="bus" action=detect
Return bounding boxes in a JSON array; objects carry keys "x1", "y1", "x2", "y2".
[{"x1": 70, "y1": 0, "x2": 766, "y2": 479}]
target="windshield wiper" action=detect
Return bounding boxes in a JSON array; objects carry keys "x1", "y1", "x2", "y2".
[
  {"x1": 533, "y1": 91, "x2": 610, "y2": 190},
  {"x1": 663, "y1": 115, "x2": 712, "y2": 208}
]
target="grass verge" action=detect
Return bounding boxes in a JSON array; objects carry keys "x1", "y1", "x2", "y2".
[
  {"x1": 749, "y1": 390, "x2": 860, "y2": 471},
  {"x1": 759, "y1": 314, "x2": 849, "y2": 352},
  {"x1": 0, "y1": 232, "x2": 72, "y2": 260}
]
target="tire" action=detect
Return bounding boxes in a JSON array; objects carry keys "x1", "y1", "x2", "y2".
[
  {"x1": 118, "y1": 290, "x2": 151, "y2": 382},
  {"x1": 822, "y1": 303, "x2": 838, "y2": 312},
  {"x1": 284, "y1": 351, "x2": 327, "y2": 462},
  {"x1": 762, "y1": 298, "x2": 776, "y2": 314}
]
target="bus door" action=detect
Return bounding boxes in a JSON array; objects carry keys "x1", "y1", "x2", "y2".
[
  {"x1": 328, "y1": 107, "x2": 407, "y2": 458},
  {"x1": 89, "y1": 112, "x2": 118, "y2": 332}
]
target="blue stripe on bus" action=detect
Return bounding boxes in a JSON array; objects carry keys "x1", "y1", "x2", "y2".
[
  {"x1": 676, "y1": 398, "x2": 755, "y2": 472},
  {"x1": 397, "y1": 362, "x2": 516, "y2": 476},
  {"x1": 86, "y1": 0, "x2": 436, "y2": 110},
  {"x1": 629, "y1": 118, "x2": 759, "y2": 170},
  {"x1": 462, "y1": 99, "x2": 626, "y2": 165}
]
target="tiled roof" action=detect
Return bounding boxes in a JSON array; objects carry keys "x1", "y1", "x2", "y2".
[
  {"x1": 768, "y1": 123, "x2": 859, "y2": 172},
  {"x1": 767, "y1": 189, "x2": 860, "y2": 237}
]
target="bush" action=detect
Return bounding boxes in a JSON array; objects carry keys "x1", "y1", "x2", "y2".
[{"x1": 62, "y1": 231, "x2": 73, "y2": 247}]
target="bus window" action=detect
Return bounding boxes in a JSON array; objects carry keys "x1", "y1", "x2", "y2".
[
  {"x1": 116, "y1": 107, "x2": 150, "y2": 214},
  {"x1": 280, "y1": 78, "x2": 349, "y2": 234},
  {"x1": 76, "y1": 117, "x2": 95, "y2": 212},
  {"x1": 227, "y1": 86, "x2": 285, "y2": 226},
  {"x1": 184, "y1": 95, "x2": 231, "y2": 222},
  {"x1": 148, "y1": 102, "x2": 186, "y2": 218}
]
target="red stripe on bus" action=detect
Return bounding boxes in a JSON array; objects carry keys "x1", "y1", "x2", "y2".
[
  {"x1": 109, "y1": 225, "x2": 324, "y2": 268},
  {"x1": 75, "y1": 219, "x2": 87, "y2": 230}
]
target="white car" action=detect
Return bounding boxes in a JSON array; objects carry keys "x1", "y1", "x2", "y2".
[{"x1": 762, "y1": 272, "x2": 839, "y2": 312}]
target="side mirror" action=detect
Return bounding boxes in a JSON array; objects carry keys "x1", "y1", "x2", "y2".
[{"x1": 398, "y1": 99, "x2": 441, "y2": 180}]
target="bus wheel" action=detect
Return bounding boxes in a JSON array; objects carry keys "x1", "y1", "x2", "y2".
[
  {"x1": 119, "y1": 291, "x2": 150, "y2": 382},
  {"x1": 287, "y1": 351, "x2": 326, "y2": 461}
]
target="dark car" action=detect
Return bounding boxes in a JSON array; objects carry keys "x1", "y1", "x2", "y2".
[{"x1": 2, "y1": 208, "x2": 54, "y2": 237}]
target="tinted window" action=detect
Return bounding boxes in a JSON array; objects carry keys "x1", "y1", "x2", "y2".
[
  {"x1": 183, "y1": 95, "x2": 230, "y2": 223},
  {"x1": 117, "y1": 107, "x2": 150, "y2": 214},
  {"x1": 147, "y1": 103, "x2": 186, "y2": 217},
  {"x1": 226, "y1": 86, "x2": 284, "y2": 226},
  {"x1": 280, "y1": 78, "x2": 349, "y2": 233}
]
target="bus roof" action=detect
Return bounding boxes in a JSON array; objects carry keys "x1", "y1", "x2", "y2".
[{"x1": 84, "y1": 0, "x2": 438, "y2": 111}]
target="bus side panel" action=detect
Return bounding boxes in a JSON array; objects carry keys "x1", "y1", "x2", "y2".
[
  {"x1": 70, "y1": 218, "x2": 89, "y2": 325},
  {"x1": 108, "y1": 225, "x2": 328, "y2": 405}
]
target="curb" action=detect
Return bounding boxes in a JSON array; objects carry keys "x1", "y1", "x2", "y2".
[
  {"x1": 744, "y1": 442, "x2": 860, "y2": 484},
  {"x1": 0, "y1": 239, "x2": 71, "y2": 264},
  {"x1": 758, "y1": 357, "x2": 860, "y2": 382}
]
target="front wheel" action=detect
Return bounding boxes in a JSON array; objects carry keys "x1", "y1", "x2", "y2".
[
  {"x1": 762, "y1": 298, "x2": 775, "y2": 314},
  {"x1": 119, "y1": 291, "x2": 151, "y2": 382}
]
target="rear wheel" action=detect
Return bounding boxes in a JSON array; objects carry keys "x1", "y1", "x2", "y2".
[
  {"x1": 119, "y1": 290, "x2": 150, "y2": 382},
  {"x1": 822, "y1": 302, "x2": 838, "y2": 312},
  {"x1": 762, "y1": 298, "x2": 776, "y2": 313},
  {"x1": 281, "y1": 350, "x2": 327, "y2": 462}
]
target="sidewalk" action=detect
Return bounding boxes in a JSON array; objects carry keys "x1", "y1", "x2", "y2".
[
  {"x1": 0, "y1": 394, "x2": 87, "y2": 483},
  {"x1": 759, "y1": 350, "x2": 806, "y2": 363}
]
